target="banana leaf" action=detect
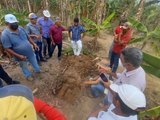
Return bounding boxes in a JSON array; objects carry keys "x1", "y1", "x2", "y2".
[
  {"x1": 102, "y1": 12, "x2": 115, "y2": 28},
  {"x1": 143, "y1": 52, "x2": 160, "y2": 69},
  {"x1": 149, "y1": 27, "x2": 160, "y2": 39},
  {"x1": 129, "y1": 37, "x2": 145, "y2": 44},
  {"x1": 141, "y1": 64, "x2": 160, "y2": 78},
  {"x1": 139, "y1": 106, "x2": 160, "y2": 120},
  {"x1": 82, "y1": 17, "x2": 97, "y2": 27},
  {"x1": 129, "y1": 17, "x2": 148, "y2": 33}
]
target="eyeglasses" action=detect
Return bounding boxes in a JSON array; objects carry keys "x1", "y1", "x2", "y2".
[{"x1": 30, "y1": 18, "x2": 37, "y2": 20}]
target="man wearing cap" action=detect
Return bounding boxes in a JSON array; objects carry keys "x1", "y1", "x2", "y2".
[
  {"x1": 0, "y1": 85, "x2": 37, "y2": 120},
  {"x1": 37, "y1": 10, "x2": 54, "y2": 59},
  {"x1": 50, "y1": 17, "x2": 67, "y2": 60},
  {"x1": 88, "y1": 84, "x2": 146, "y2": 120},
  {"x1": 26, "y1": 13, "x2": 47, "y2": 65},
  {"x1": 109, "y1": 22, "x2": 132, "y2": 74},
  {"x1": 1, "y1": 14, "x2": 40, "y2": 81},
  {"x1": 69, "y1": 17, "x2": 86, "y2": 56}
]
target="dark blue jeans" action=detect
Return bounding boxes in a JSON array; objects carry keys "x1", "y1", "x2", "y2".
[
  {"x1": 50, "y1": 42, "x2": 62, "y2": 58},
  {"x1": 35, "y1": 41, "x2": 43, "y2": 62},
  {"x1": 110, "y1": 51, "x2": 120, "y2": 73},
  {"x1": 42, "y1": 37, "x2": 52, "y2": 57},
  {"x1": 0, "y1": 65, "x2": 13, "y2": 87}
]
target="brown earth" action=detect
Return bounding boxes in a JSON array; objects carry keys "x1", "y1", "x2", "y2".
[{"x1": 1, "y1": 32, "x2": 160, "y2": 120}]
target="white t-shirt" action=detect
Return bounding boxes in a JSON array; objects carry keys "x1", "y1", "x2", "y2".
[{"x1": 88, "y1": 104, "x2": 137, "y2": 120}]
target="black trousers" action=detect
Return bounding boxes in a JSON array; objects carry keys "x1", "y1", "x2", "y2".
[
  {"x1": 50, "y1": 42, "x2": 62, "y2": 58},
  {"x1": 0, "y1": 65, "x2": 13, "y2": 87}
]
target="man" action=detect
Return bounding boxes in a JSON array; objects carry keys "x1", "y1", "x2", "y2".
[
  {"x1": 0, "y1": 85, "x2": 37, "y2": 120},
  {"x1": 102, "y1": 47, "x2": 146, "y2": 104},
  {"x1": 109, "y1": 22, "x2": 132, "y2": 73},
  {"x1": 88, "y1": 84, "x2": 146, "y2": 120},
  {"x1": 0, "y1": 64, "x2": 20, "y2": 87},
  {"x1": 69, "y1": 17, "x2": 86, "y2": 56},
  {"x1": 26, "y1": 13, "x2": 46, "y2": 65},
  {"x1": 108, "y1": 19, "x2": 128, "y2": 59},
  {"x1": 50, "y1": 17, "x2": 67, "y2": 60},
  {"x1": 1, "y1": 14, "x2": 40, "y2": 81},
  {"x1": 38, "y1": 10, "x2": 54, "y2": 58}
]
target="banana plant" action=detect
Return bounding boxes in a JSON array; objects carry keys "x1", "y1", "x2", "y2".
[
  {"x1": 142, "y1": 52, "x2": 160, "y2": 78},
  {"x1": 82, "y1": 12, "x2": 115, "y2": 50},
  {"x1": 139, "y1": 106, "x2": 160, "y2": 120},
  {"x1": 129, "y1": 17, "x2": 160, "y2": 51}
]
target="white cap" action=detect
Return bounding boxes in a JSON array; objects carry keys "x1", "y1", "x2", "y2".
[
  {"x1": 5, "y1": 14, "x2": 18, "y2": 23},
  {"x1": 110, "y1": 84, "x2": 146, "y2": 110},
  {"x1": 43, "y1": 10, "x2": 51, "y2": 17}
]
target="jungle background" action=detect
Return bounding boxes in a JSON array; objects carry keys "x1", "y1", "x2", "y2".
[{"x1": 0, "y1": 0, "x2": 160, "y2": 120}]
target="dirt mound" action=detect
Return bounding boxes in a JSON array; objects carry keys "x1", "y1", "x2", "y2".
[{"x1": 57, "y1": 55, "x2": 98, "y2": 103}]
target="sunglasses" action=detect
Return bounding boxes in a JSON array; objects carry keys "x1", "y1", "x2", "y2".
[{"x1": 30, "y1": 18, "x2": 37, "y2": 20}]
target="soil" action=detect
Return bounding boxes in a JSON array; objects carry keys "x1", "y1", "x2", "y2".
[{"x1": 1, "y1": 31, "x2": 160, "y2": 120}]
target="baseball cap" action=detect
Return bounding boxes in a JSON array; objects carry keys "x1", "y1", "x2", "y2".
[
  {"x1": 110, "y1": 84, "x2": 146, "y2": 110},
  {"x1": 55, "y1": 17, "x2": 61, "y2": 23},
  {"x1": 43, "y1": 10, "x2": 51, "y2": 17},
  {"x1": 5, "y1": 14, "x2": 19, "y2": 23},
  {"x1": 0, "y1": 85, "x2": 37, "y2": 120},
  {"x1": 29, "y1": 13, "x2": 37, "y2": 19}
]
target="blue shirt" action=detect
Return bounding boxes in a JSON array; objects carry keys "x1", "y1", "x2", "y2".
[
  {"x1": 37, "y1": 17, "x2": 54, "y2": 38},
  {"x1": 26, "y1": 23, "x2": 41, "y2": 43},
  {"x1": 1, "y1": 27, "x2": 34, "y2": 61},
  {"x1": 69, "y1": 25, "x2": 86, "y2": 41}
]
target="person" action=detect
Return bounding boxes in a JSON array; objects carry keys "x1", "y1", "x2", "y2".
[
  {"x1": 0, "y1": 64, "x2": 20, "y2": 87},
  {"x1": 69, "y1": 17, "x2": 86, "y2": 56},
  {"x1": 108, "y1": 19, "x2": 128, "y2": 59},
  {"x1": 0, "y1": 85, "x2": 37, "y2": 120},
  {"x1": 102, "y1": 47, "x2": 146, "y2": 104},
  {"x1": 34, "y1": 97, "x2": 67, "y2": 120},
  {"x1": 50, "y1": 17, "x2": 67, "y2": 60},
  {"x1": 109, "y1": 22, "x2": 132, "y2": 73},
  {"x1": 26, "y1": 13, "x2": 47, "y2": 65},
  {"x1": 88, "y1": 84, "x2": 146, "y2": 120},
  {"x1": 1, "y1": 14, "x2": 40, "y2": 81},
  {"x1": 83, "y1": 63, "x2": 111, "y2": 98},
  {"x1": 37, "y1": 10, "x2": 54, "y2": 59}
]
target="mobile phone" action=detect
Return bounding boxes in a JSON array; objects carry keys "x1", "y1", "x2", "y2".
[{"x1": 100, "y1": 73, "x2": 108, "y2": 82}]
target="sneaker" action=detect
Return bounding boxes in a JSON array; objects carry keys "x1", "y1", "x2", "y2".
[
  {"x1": 58, "y1": 57, "x2": 61, "y2": 60},
  {"x1": 12, "y1": 80, "x2": 20, "y2": 84},
  {"x1": 40, "y1": 58, "x2": 47, "y2": 62},
  {"x1": 45, "y1": 55, "x2": 51, "y2": 59},
  {"x1": 38, "y1": 61, "x2": 42, "y2": 66},
  {"x1": 27, "y1": 76, "x2": 34, "y2": 81}
]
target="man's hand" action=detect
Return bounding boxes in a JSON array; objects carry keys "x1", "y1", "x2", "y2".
[
  {"x1": 33, "y1": 44, "x2": 39, "y2": 51},
  {"x1": 36, "y1": 35, "x2": 42, "y2": 40},
  {"x1": 51, "y1": 40, "x2": 55, "y2": 46},
  {"x1": 102, "y1": 80, "x2": 111, "y2": 89},
  {"x1": 19, "y1": 55, "x2": 27, "y2": 61}
]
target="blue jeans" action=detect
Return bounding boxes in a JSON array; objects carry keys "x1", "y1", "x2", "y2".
[
  {"x1": 35, "y1": 41, "x2": 43, "y2": 62},
  {"x1": 110, "y1": 51, "x2": 120, "y2": 73},
  {"x1": 42, "y1": 37, "x2": 51, "y2": 56},
  {"x1": 19, "y1": 54, "x2": 40, "y2": 78},
  {"x1": 108, "y1": 41, "x2": 114, "y2": 59},
  {"x1": 91, "y1": 83, "x2": 105, "y2": 97},
  {"x1": 50, "y1": 42, "x2": 62, "y2": 58}
]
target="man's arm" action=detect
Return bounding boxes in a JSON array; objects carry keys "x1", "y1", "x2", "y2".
[
  {"x1": 50, "y1": 27, "x2": 55, "y2": 45},
  {"x1": 6, "y1": 48, "x2": 27, "y2": 61}
]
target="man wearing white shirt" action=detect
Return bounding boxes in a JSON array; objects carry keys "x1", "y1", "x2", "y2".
[
  {"x1": 101, "y1": 47, "x2": 146, "y2": 104},
  {"x1": 88, "y1": 84, "x2": 146, "y2": 120}
]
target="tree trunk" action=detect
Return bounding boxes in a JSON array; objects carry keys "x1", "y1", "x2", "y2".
[
  {"x1": 27, "y1": 0, "x2": 32, "y2": 12},
  {"x1": 136, "y1": 0, "x2": 145, "y2": 21}
]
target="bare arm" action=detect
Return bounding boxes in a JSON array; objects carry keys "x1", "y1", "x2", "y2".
[
  {"x1": 6, "y1": 48, "x2": 27, "y2": 61},
  {"x1": 83, "y1": 79, "x2": 100, "y2": 85}
]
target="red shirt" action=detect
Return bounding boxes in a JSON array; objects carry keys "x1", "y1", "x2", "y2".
[
  {"x1": 34, "y1": 97, "x2": 67, "y2": 120},
  {"x1": 113, "y1": 29, "x2": 132, "y2": 54},
  {"x1": 50, "y1": 25, "x2": 65, "y2": 44}
]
